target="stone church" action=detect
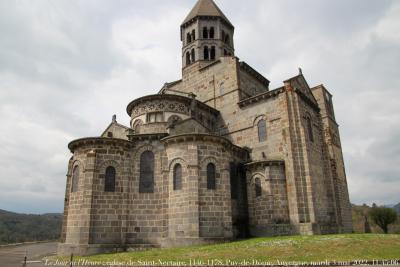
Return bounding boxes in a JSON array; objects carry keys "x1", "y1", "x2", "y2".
[{"x1": 58, "y1": 0, "x2": 352, "y2": 256}]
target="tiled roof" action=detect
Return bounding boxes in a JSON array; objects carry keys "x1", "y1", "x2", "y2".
[{"x1": 182, "y1": 0, "x2": 233, "y2": 27}]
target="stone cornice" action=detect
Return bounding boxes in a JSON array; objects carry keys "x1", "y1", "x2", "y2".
[
  {"x1": 238, "y1": 87, "x2": 284, "y2": 108},
  {"x1": 245, "y1": 160, "x2": 285, "y2": 169},
  {"x1": 127, "y1": 133, "x2": 168, "y2": 142},
  {"x1": 126, "y1": 94, "x2": 219, "y2": 116},
  {"x1": 68, "y1": 137, "x2": 133, "y2": 153},
  {"x1": 161, "y1": 133, "x2": 248, "y2": 157},
  {"x1": 181, "y1": 16, "x2": 234, "y2": 30}
]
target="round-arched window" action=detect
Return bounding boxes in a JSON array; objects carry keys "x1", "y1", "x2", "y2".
[
  {"x1": 173, "y1": 163, "x2": 182, "y2": 190},
  {"x1": 105, "y1": 166, "x2": 116, "y2": 192},
  {"x1": 207, "y1": 163, "x2": 216, "y2": 190}
]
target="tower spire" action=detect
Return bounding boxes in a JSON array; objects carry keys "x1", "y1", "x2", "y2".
[{"x1": 182, "y1": 0, "x2": 233, "y2": 28}]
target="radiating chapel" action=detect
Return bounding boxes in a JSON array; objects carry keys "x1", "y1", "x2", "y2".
[{"x1": 58, "y1": 0, "x2": 352, "y2": 255}]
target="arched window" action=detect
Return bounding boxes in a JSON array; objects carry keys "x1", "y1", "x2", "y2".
[
  {"x1": 306, "y1": 117, "x2": 314, "y2": 142},
  {"x1": 255, "y1": 177, "x2": 262, "y2": 197},
  {"x1": 224, "y1": 49, "x2": 227, "y2": 56},
  {"x1": 173, "y1": 163, "x2": 182, "y2": 190},
  {"x1": 186, "y1": 32, "x2": 191, "y2": 44},
  {"x1": 71, "y1": 165, "x2": 79, "y2": 192},
  {"x1": 191, "y1": 48, "x2": 195, "y2": 62},
  {"x1": 209, "y1": 27, "x2": 215, "y2": 39},
  {"x1": 139, "y1": 151, "x2": 154, "y2": 193},
  {"x1": 105, "y1": 166, "x2": 116, "y2": 192},
  {"x1": 186, "y1": 51, "x2": 191, "y2": 65},
  {"x1": 210, "y1": 46, "x2": 216, "y2": 60},
  {"x1": 203, "y1": 27, "x2": 208, "y2": 39},
  {"x1": 221, "y1": 30, "x2": 225, "y2": 41},
  {"x1": 207, "y1": 163, "x2": 216, "y2": 190},
  {"x1": 258, "y1": 119, "x2": 267, "y2": 142},
  {"x1": 203, "y1": 46, "x2": 209, "y2": 60},
  {"x1": 191, "y1": 29, "x2": 196, "y2": 41}
]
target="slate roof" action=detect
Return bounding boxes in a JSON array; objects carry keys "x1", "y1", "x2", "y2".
[{"x1": 182, "y1": 0, "x2": 233, "y2": 27}]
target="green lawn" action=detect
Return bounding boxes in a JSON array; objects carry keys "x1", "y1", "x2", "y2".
[{"x1": 70, "y1": 234, "x2": 400, "y2": 264}]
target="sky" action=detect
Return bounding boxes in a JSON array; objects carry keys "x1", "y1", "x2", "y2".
[{"x1": 0, "y1": 0, "x2": 399, "y2": 214}]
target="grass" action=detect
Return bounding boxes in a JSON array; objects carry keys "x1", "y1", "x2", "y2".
[{"x1": 65, "y1": 234, "x2": 400, "y2": 264}]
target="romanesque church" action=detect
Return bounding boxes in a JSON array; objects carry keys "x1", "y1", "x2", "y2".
[{"x1": 58, "y1": 0, "x2": 352, "y2": 255}]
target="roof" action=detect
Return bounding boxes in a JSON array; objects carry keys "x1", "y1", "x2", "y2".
[
  {"x1": 158, "y1": 79, "x2": 182, "y2": 94},
  {"x1": 126, "y1": 94, "x2": 220, "y2": 116},
  {"x1": 100, "y1": 121, "x2": 130, "y2": 137},
  {"x1": 68, "y1": 137, "x2": 133, "y2": 153},
  {"x1": 239, "y1": 61, "x2": 270, "y2": 88},
  {"x1": 182, "y1": 0, "x2": 233, "y2": 28},
  {"x1": 237, "y1": 87, "x2": 284, "y2": 108}
]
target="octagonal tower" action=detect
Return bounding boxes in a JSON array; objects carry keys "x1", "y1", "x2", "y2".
[{"x1": 181, "y1": 0, "x2": 235, "y2": 69}]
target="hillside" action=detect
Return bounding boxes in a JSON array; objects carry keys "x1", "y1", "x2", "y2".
[
  {"x1": 0, "y1": 209, "x2": 62, "y2": 245},
  {"x1": 393, "y1": 203, "x2": 400, "y2": 214}
]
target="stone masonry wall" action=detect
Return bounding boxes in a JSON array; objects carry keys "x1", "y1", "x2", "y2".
[
  {"x1": 238, "y1": 68, "x2": 268, "y2": 100},
  {"x1": 312, "y1": 86, "x2": 352, "y2": 232},
  {"x1": 125, "y1": 140, "x2": 167, "y2": 246},
  {"x1": 179, "y1": 59, "x2": 324, "y2": 228},
  {"x1": 59, "y1": 139, "x2": 134, "y2": 255},
  {"x1": 165, "y1": 141, "x2": 199, "y2": 242},
  {"x1": 247, "y1": 164, "x2": 290, "y2": 236},
  {"x1": 173, "y1": 56, "x2": 350, "y2": 233},
  {"x1": 88, "y1": 143, "x2": 133, "y2": 244},
  {"x1": 64, "y1": 149, "x2": 95, "y2": 247},
  {"x1": 181, "y1": 57, "x2": 239, "y2": 109},
  {"x1": 163, "y1": 137, "x2": 237, "y2": 242},
  {"x1": 198, "y1": 142, "x2": 233, "y2": 238},
  {"x1": 289, "y1": 85, "x2": 332, "y2": 225},
  {"x1": 59, "y1": 157, "x2": 74, "y2": 243}
]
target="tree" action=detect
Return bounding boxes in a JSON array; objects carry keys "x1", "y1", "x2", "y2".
[{"x1": 369, "y1": 207, "x2": 398, "y2": 234}]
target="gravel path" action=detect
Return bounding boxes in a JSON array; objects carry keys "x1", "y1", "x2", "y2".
[{"x1": 0, "y1": 242, "x2": 57, "y2": 267}]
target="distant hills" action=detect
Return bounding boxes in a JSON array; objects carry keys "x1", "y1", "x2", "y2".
[
  {"x1": 393, "y1": 203, "x2": 400, "y2": 214},
  {"x1": 0, "y1": 209, "x2": 62, "y2": 245}
]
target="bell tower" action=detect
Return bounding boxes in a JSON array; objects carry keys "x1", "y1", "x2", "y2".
[{"x1": 181, "y1": 0, "x2": 235, "y2": 69}]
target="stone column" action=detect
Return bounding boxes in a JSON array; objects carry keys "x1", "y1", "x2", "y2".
[
  {"x1": 77, "y1": 150, "x2": 96, "y2": 253},
  {"x1": 221, "y1": 169, "x2": 233, "y2": 238},
  {"x1": 187, "y1": 143, "x2": 200, "y2": 238}
]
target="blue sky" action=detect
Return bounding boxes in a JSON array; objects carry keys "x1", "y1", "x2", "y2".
[{"x1": 0, "y1": 0, "x2": 399, "y2": 214}]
